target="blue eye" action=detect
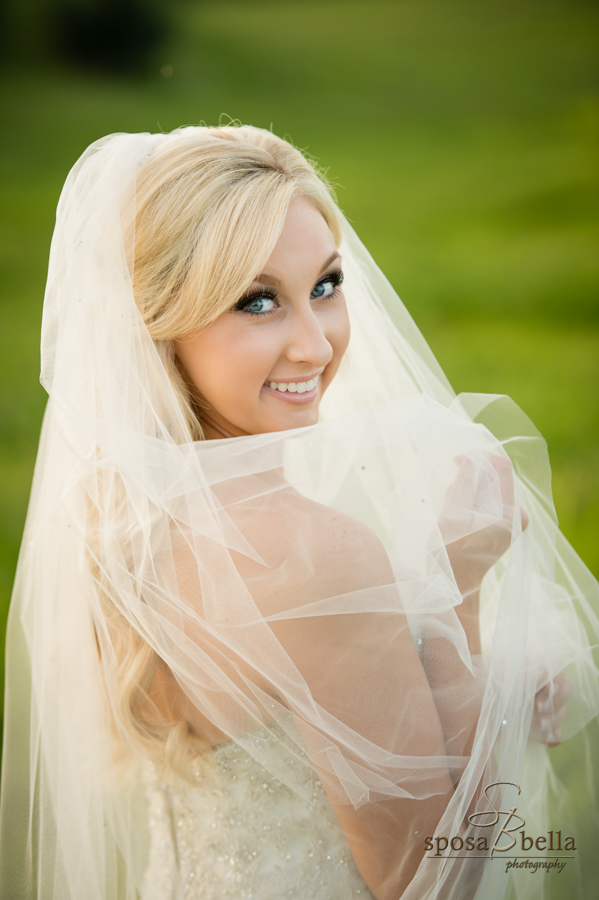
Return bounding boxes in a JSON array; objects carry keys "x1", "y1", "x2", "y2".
[
  {"x1": 311, "y1": 270, "x2": 344, "y2": 300},
  {"x1": 237, "y1": 294, "x2": 279, "y2": 316},
  {"x1": 311, "y1": 279, "x2": 336, "y2": 299},
  {"x1": 245, "y1": 297, "x2": 277, "y2": 313}
]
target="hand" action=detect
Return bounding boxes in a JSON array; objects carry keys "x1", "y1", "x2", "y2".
[
  {"x1": 530, "y1": 670, "x2": 573, "y2": 747},
  {"x1": 439, "y1": 453, "x2": 529, "y2": 599}
]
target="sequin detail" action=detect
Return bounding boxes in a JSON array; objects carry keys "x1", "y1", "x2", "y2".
[{"x1": 141, "y1": 721, "x2": 373, "y2": 899}]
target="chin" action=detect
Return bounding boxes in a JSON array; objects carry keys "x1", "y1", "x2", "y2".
[{"x1": 253, "y1": 409, "x2": 319, "y2": 434}]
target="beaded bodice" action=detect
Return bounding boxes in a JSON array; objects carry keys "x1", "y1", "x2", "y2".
[{"x1": 141, "y1": 722, "x2": 374, "y2": 899}]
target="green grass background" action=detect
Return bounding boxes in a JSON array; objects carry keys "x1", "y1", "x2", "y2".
[{"x1": 0, "y1": 1, "x2": 597, "y2": 896}]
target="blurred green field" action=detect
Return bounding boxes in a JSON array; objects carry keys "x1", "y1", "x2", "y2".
[{"x1": 0, "y1": 1, "x2": 597, "y2": 896}]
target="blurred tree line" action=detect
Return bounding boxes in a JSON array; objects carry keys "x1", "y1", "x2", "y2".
[{"x1": 1, "y1": 0, "x2": 171, "y2": 73}]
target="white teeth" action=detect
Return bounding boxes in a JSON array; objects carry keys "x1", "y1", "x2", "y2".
[{"x1": 267, "y1": 375, "x2": 319, "y2": 393}]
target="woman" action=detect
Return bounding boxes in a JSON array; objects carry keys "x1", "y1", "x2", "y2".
[{"x1": 0, "y1": 125, "x2": 597, "y2": 900}]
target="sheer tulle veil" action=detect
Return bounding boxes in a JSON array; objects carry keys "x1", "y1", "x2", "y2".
[{"x1": 1, "y1": 127, "x2": 598, "y2": 900}]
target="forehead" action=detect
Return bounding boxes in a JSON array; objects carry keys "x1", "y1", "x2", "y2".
[{"x1": 263, "y1": 197, "x2": 337, "y2": 273}]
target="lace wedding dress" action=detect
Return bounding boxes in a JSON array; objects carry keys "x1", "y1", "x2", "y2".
[{"x1": 141, "y1": 721, "x2": 374, "y2": 899}]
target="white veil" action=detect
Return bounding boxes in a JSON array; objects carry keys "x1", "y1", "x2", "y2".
[{"x1": 1, "y1": 129, "x2": 598, "y2": 900}]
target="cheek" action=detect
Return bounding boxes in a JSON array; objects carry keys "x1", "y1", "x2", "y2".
[{"x1": 181, "y1": 324, "x2": 275, "y2": 407}]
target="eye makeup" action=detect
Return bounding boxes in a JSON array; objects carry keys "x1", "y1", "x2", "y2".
[{"x1": 233, "y1": 268, "x2": 344, "y2": 317}]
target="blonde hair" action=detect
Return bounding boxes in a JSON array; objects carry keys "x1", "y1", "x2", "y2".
[
  {"x1": 98, "y1": 125, "x2": 343, "y2": 777},
  {"x1": 133, "y1": 124, "x2": 343, "y2": 440}
]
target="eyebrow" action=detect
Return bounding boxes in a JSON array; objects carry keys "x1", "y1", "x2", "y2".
[{"x1": 252, "y1": 251, "x2": 342, "y2": 289}]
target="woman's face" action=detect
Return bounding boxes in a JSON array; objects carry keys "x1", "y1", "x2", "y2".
[{"x1": 174, "y1": 197, "x2": 350, "y2": 437}]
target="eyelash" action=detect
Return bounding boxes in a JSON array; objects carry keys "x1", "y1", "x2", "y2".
[{"x1": 234, "y1": 269, "x2": 345, "y2": 317}]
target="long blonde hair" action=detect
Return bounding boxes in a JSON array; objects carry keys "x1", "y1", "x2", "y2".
[{"x1": 98, "y1": 125, "x2": 343, "y2": 776}]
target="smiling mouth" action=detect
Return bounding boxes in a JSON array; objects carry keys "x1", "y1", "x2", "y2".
[{"x1": 263, "y1": 375, "x2": 320, "y2": 394}]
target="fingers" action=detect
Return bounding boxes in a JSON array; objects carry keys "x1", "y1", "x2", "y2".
[
  {"x1": 530, "y1": 714, "x2": 565, "y2": 747},
  {"x1": 547, "y1": 731, "x2": 562, "y2": 748},
  {"x1": 530, "y1": 671, "x2": 573, "y2": 748},
  {"x1": 490, "y1": 454, "x2": 515, "y2": 516},
  {"x1": 479, "y1": 454, "x2": 530, "y2": 533},
  {"x1": 456, "y1": 452, "x2": 519, "y2": 521},
  {"x1": 533, "y1": 705, "x2": 567, "y2": 746},
  {"x1": 534, "y1": 672, "x2": 573, "y2": 714},
  {"x1": 444, "y1": 455, "x2": 480, "y2": 509},
  {"x1": 536, "y1": 704, "x2": 568, "y2": 732},
  {"x1": 441, "y1": 452, "x2": 528, "y2": 594},
  {"x1": 445, "y1": 453, "x2": 510, "y2": 519}
]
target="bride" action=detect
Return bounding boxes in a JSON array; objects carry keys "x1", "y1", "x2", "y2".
[{"x1": 0, "y1": 124, "x2": 597, "y2": 900}]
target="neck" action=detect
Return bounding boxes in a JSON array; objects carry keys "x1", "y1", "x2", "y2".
[{"x1": 200, "y1": 412, "x2": 241, "y2": 440}]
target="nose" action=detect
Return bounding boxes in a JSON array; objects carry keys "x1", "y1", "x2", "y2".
[{"x1": 285, "y1": 304, "x2": 333, "y2": 369}]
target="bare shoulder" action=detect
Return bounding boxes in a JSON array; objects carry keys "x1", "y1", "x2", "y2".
[{"x1": 278, "y1": 487, "x2": 394, "y2": 594}]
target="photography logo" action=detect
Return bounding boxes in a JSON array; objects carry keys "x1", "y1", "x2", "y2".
[{"x1": 424, "y1": 781, "x2": 576, "y2": 874}]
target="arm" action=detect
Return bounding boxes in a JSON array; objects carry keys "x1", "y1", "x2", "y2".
[
  {"x1": 427, "y1": 454, "x2": 525, "y2": 760},
  {"x1": 432, "y1": 454, "x2": 568, "y2": 757}
]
